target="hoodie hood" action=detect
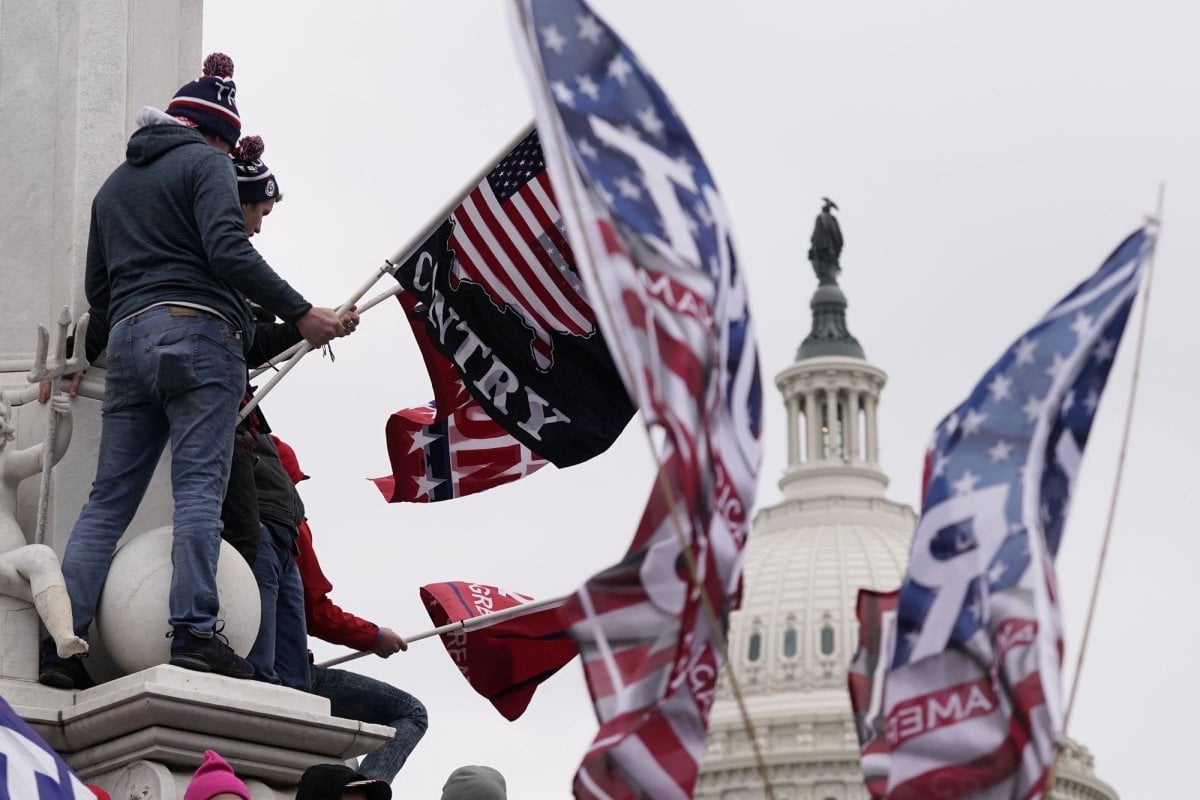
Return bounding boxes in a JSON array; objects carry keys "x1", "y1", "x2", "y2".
[
  {"x1": 126, "y1": 122, "x2": 208, "y2": 167},
  {"x1": 133, "y1": 105, "x2": 187, "y2": 129},
  {"x1": 271, "y1": 435, "x2": 310, "y2": 485}
]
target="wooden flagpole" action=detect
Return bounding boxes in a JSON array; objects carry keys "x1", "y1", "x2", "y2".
[
  {"x1": 1048, "y1": 189, "x2": 1164, "y2": 794},
  {"x1": 1061, "y1": 187, "x2": 1164, "y2": 735},
  {"x1": 236, "y1": 122, "x2": 536, "y2": 423},
  {"x1": 314, "y1": 593, "x2": 568, "y2": 669}
]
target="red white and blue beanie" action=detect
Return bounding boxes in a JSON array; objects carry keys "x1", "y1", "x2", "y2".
[
  {"x1": 231, "y1": 136, "x2": 281, "y2": 204},
  {"x1": 167, "y1": 52, "x2": 241, "y2": 148}
]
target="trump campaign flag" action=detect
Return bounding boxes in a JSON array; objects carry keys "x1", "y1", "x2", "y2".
[
  {"x1": 0, "y1": 694, "x2": 95, "y2": 799},
  {"x1": 373, "y1": 251, "x2": 550, "y2": 503},
  {"x1": 847, "y1": 228, "x2": 1154, "y2": 798},
  {"x1": 372, "y1": 132, "x2": 637, "y2": 502},
  {"x1": 511, "y1": 2, "x2": 763, "y2": 797},
  {"x1": 420, "y1": 582, "x2": 576, "y2": 721}
]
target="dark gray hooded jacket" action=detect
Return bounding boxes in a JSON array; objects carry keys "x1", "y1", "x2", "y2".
[{"x1": 84, "y1": 120, "x2": 311, "y2": 350}]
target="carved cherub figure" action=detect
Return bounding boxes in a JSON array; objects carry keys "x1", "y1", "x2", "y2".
[{"x1": 0, "y1": 391, "x2": 88, "y2": 658}]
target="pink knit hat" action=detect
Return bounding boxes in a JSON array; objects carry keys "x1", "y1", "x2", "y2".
[{"x1": 183, "y1": 750, "x2": 251, "y2": 800}]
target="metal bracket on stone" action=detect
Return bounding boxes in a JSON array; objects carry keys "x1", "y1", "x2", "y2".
[{"x1": 26, "y1": 307, "x2": 89, "y2": 546}]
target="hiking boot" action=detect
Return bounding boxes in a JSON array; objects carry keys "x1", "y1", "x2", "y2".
[
  {"x1": 167, "y1": 624, "x2": 255, "y2": 679},
  {"x1": 39, "y1": 638, "x2": 95, "y2": 690}
]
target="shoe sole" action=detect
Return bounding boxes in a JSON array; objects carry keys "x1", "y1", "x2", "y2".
[
  {"x1": 39, "y1": 672, "x2": 83, "y2": 690},
  {"x1": 170, "y1": 654, "x2": 254, "y2": 679}
]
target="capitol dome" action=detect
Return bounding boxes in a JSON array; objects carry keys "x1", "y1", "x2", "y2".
[{"x1": 694, "y1": 207, "x2": 1118, "y2": 800}]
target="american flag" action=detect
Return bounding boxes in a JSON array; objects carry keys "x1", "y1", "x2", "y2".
[
  {"x1": 449, "y1": 130, "x2": 591, "y2": 371},
  {"x1": 512, "y1": 1, "x2": 763, "y2": 797},
  {"x1": 376, "y1": 134, "x2": 635, "y2": 497},
  {"x1": 848, "y1": 228, "x2": 1153, "y2": 798},
  {"x1": 373, "y1": 292, "x2": 547, "y2": 502},
  {"x1": 0, "y1": 695, "x2": 95, "y2": 799}
]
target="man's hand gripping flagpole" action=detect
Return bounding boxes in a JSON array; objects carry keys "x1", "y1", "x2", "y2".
[
  {"x1": 314, "y1": 593, "x2": 569, "y2": 668},
  {"x1": 247, "y1": 282, "x2": 402, "y2": 379},
  {"x1": 236, "y1": 123, "x2": 536, "y2": 422}
]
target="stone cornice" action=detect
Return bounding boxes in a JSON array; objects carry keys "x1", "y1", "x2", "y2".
[{"x1": 4, "y1": 667, "x2": 394, "y2": 785}]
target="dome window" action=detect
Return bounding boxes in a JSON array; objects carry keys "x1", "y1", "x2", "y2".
[
  {"x1": 748, "y1": 632, "x2": 762, "y2": 662},
  {"x1": 783, "y1": 627, "x2": 798, "y2": 658},
  {"x1": 820, "y1": 623, "x2": 835, "y2": 655}
]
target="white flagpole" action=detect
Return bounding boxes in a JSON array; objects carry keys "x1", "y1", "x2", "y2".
[
  {"x1": 314, "y1": 593, "x2": 568, "y2": 669},
  {"x1": 248, "y1": 282, "x2": 403, "y2": 379},
  {"x1": 236, "y1": 122, "x2": 536, "y2": 423}
]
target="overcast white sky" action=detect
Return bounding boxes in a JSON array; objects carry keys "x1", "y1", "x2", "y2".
[{"x1": 202, "y1": 2, "x2": 1199, "y2": 797}]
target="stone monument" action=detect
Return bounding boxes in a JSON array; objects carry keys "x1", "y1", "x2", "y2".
[
  {"x1": 0, "y1": 4, "x2": 391, "y2": 797},
  {"x1": 0, "y1": 389, "x2": 88, "y2": 668}
]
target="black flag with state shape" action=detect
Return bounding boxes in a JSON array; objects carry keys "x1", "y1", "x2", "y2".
[{"x1": 391, "y1": 142, "x2": 635, "y2": 468}]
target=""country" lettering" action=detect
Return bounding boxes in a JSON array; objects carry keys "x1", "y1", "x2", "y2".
[{"x1": 424, "y1": 288, "x2": 573, "y2": 442}]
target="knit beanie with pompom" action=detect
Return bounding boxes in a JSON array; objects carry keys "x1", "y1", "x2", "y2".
[
  {"x1": 231, "y1": 135, "x2": 282, "y2": 204},
  {"x1": 167, "y1": 52, "x2": 241, "y2": 148}
]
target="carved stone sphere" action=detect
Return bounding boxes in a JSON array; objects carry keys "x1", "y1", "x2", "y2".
[{"x1": 96, "y1": 526, "x2": 261, "y2": 674}]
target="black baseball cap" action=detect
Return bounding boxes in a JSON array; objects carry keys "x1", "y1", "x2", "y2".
[{"x1": 296, "y1": 764, "x2": 391, "y2": 800}]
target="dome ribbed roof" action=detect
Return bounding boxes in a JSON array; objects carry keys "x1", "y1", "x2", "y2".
[{"x1": 728, "y1": 496, "x2": 913, "y2": 700}]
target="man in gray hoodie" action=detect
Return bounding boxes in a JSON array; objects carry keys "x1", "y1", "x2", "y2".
[{"x1": 40, "y1": 53, "x2": 347, "y2": 688}]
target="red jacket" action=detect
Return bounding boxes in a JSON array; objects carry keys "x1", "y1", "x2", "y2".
[{"x1": 273, "y1": 435, "x2": 379, "y2": 652}]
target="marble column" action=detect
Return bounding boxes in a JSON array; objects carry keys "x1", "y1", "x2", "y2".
[
  {"x1": 843, "y1": 391, "x2": 859, "y2": 462},
  {"x1": 864, "y1": 393, "x2": 879, "y2": 463},
  {"x1": 804, "y1": 390, "x2": 820, "y2": 463},
  {"x1": 785, "y1": 393, "x2": 799, "y2": 466},
  {"x1": 823, "y1": 389, "x2": 838, "y2": 460}
]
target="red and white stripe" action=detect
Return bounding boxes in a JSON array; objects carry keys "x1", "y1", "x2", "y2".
[
  {"x1": 850, "y1": 559, "x2": 1063, "y2": 798},
  {"x1": 554, "y1": 188, "x2": 758, "y2": 798},
  {"x1": 166, "y1": 95, "x2": 240, "y2": 126},
  {"x1": 450, "y1": 172, "x2": 593, "y2": 369}
]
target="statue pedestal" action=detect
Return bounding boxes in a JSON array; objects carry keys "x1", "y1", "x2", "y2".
[
  {"x1": 4, "y1": 667, "x2": 394, "y2": 799},
  {"x1": 0, "y1": 594, "x2": 37, "y2": 680}
]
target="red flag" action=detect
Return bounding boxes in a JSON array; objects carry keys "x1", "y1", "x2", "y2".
[
  {"x1": 420, "y1": 581, "x2": 576, "y2": 721},
  {"x1": 848, "y1": 589, "x2": 901, "y2": 799}
]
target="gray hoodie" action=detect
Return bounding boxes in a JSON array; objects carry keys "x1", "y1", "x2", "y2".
[{"x1": 85, "y1": 115, "x2": 311, "y2": 351}]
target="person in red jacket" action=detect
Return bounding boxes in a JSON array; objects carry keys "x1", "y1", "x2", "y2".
[{"x1": 273, "y1": 436, "x2": 428, "y2": 783}]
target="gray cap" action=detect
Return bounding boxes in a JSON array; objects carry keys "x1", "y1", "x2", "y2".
[{"x1": 441, "y1": 765, "x2": 507, "y2": 800}]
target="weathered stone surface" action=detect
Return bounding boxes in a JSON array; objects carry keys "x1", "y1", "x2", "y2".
[{"x1": 97, "y1": 526, "x2": 261, "y2": 676}]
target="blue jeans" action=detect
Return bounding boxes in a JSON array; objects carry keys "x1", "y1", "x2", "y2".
[
  {"x1": 309, "y1": 664, "x2": 428, "y2": 782},
  {"x1": 62, "y1": 306, "x2": 245, "y2": 639},
  {"x1": 247, "y1": 521, "x2": 309, "y2": 688}
]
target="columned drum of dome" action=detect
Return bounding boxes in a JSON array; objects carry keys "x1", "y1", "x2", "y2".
[{"x1": 694, "y1": 202, "x2": 1119, "y2": 800}]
